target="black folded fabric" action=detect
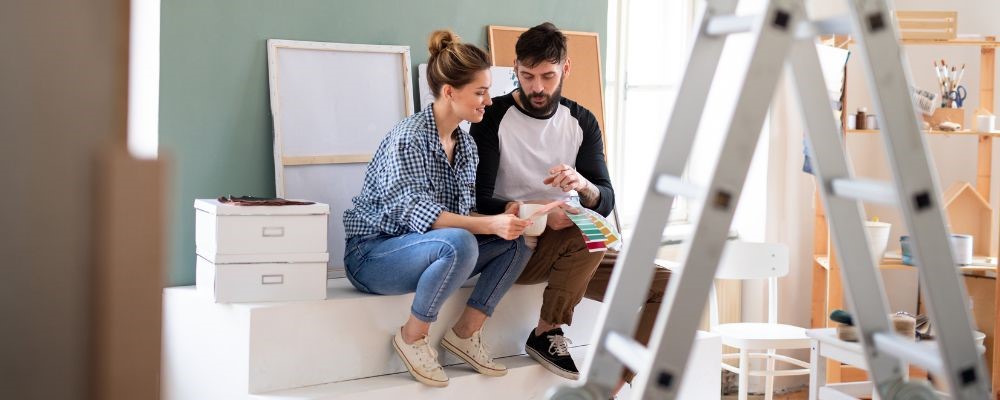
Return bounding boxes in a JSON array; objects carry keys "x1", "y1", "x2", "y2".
[{"x1": 217, "y1": 195, "x2": 314, "y2": 206}]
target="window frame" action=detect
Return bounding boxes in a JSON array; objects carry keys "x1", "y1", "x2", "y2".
[{"x1": 606, "y1": 0, "x2": 697, "y2": 229}]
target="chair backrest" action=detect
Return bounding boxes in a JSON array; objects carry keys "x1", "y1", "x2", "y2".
[
  {"x1": 716, "y1": 241, "x2": 789, "y2": 280},
  {"x1": 710, "y1": 241, "x2": 790, "y2": 327}
]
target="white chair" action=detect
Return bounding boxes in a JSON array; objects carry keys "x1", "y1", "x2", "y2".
[{"x1": 709, "y1": 241, "x2": 811, "y2": 400}]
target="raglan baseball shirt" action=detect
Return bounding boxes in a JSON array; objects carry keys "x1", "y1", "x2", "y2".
[{"x1": 470, "y1": 91, "x2": 614, "y2": 217}]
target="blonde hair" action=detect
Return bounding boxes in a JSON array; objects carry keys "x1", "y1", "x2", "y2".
[{"x1": 426, "y1": 30, "x2": 491, "y2": 98}]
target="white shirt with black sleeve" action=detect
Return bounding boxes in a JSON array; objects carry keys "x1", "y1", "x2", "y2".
[{"x1": 470, "y1": 92, "x2": 614, "y2": 217}]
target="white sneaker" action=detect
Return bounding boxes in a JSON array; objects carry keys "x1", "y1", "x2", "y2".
[
  {"x1": 392, "y1": 328, "x2": 448, "y2": 387},
  {"x1": 442, "y1": 328, "x2": 508, "y2": 377}
]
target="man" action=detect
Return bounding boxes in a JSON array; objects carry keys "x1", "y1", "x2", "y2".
[{"x1": 470, "y1": 22, "x2": 671, "y2": 391}]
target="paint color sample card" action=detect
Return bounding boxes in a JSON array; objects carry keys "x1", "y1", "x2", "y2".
[{"x1": 565, "y1": 208, "x2": 622, "y2": 252}]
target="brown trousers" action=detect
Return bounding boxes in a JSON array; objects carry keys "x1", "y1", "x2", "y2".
[{"x1": 516, "y1": 226, "x2": 672, "y2": 382}]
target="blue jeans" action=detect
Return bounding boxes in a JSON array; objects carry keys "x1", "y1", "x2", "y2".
[{"x1": 344, "y1": 228, "x2": 530, "y2": 323}]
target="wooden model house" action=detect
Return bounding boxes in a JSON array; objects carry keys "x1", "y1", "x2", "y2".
[{"x1": 943, "y1": 181, "x2": 994, "y2": 257}]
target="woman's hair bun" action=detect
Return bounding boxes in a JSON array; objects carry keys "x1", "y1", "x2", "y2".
[
  {"x1": 425, "y1": 29, "x2": 490, "y2": 98},
  {"x1": 428, "y1": 29, "x2": 458, "y2": 58}
]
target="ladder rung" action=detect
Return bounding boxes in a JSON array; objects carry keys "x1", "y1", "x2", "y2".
[
  {"x1": 706, "y1": 15, "x2": 756, "y2": 36},
  {"x1": 605, "y1": 331, "x2": 650, "y2": 373},
  {"x1": 830, "y1": 178, "x2": 898, "y2": 205},
  {"x1": 655, "y1": 174, "x2": 703, "y2": 199},
  {"x1": 872, "y1": 332, "x2": 945, "y2": 376},
  {"x1": 796, "y1": 15, "x2": 853, "y2": 38}
]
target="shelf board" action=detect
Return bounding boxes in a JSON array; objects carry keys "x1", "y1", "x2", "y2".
[
  {"x1": 828, "y1": 37, "x2": 999, "y2": 48},
  {"x1": 847, "y1": 129, "x2": 1000, "y2": 137},
  {"x1": 901, "y1": 37, "x2": 1000, "y2": 47},
  {"x1": 814, "y1": 255, "x2": 996, "y2": 276}
]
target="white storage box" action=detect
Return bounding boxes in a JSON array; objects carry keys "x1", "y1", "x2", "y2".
[
  {"x1": 196, "y1": 255, "x2": 328, "y2": 303},
  {"x1": 194, "y1": 199, "x2": 329, "y2": 262}
]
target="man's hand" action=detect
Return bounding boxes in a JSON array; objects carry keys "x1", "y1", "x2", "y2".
[
  {"x1": 503, "y1": 201, "x2": 522, "y2": 216},
  {"x1": 543, "y1": 164, "x2": 601, "y2": 208},
  {"x1": 543, "y1": 164, "x2": 589, "y2": 192},
  {"x1": 546, "y1": 203, "x2": 579, "y2": 230}
]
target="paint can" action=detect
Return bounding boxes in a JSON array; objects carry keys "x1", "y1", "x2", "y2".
[
  {"x1": 867, "y1": 114, "x2": 878, "y2": 130},
  {"x1": 950, "y1": 234, "x2": 973, "y2": 265},
  {"x1": 901, "y1": 234, "x2": 973, "y2": 266},
  {"x1": 977, "y1": 114, "x2": 996, "y2": 132}
]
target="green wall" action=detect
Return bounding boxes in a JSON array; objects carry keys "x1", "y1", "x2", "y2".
[{"x1": 160, "y1": 0, "x2": 608, "y2": 285}]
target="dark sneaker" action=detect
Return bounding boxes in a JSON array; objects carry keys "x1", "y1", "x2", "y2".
[{"x1": 524, "y1": 328, "x2": 579, "y2": 379}]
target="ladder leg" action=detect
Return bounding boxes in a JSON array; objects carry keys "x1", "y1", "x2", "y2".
[
  {"x1": 572, "y1": 0, "x2": 738, "y2": 397},
  {"x1": 632, "y1": 1, "x2": 801, "y2": 399},
  {"x1": 845, "y1": 1, "x2": 989, "y2": 398},
  {"x1": 555, "y1": 0, "x2": 987, "y2": 398}
]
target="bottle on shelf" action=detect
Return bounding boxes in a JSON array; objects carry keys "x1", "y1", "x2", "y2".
[{"x1": 856, "y1": 107, "x2": 868, "y2": 130}]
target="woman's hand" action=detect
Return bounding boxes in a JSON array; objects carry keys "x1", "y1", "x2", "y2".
[{"x1": 488, "y1": 214, "x2": 532, "y2": 240}]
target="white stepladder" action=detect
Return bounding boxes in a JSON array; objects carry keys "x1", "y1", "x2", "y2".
[{"x1": 548, "y1": 0, "x2": 990, "y2": 399}]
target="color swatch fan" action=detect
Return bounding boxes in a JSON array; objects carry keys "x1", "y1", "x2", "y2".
[{"x1": 566, "y1": 208, "x2": 622, "y2": 252}]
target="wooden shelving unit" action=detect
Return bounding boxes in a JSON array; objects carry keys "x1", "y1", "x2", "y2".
[{"x1": 811, "y1": 35, "x2": 1000, "y2": 392}]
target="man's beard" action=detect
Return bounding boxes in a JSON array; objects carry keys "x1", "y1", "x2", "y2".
[{"x1": 518, "y1": 79, "x2": 564, "y2": 117}]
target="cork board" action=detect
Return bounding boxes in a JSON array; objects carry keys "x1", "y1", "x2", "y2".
[{"x1": 487, "y1": 25, "x2": 605, "y2": 135}]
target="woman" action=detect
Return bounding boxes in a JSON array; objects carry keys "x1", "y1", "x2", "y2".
[{"x1": 342, "y1": 30, "x2": 532, "y2": 388}]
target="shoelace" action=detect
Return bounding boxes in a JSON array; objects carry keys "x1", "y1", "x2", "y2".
[
  {"x1": 469, "y1": 331, "x2": 495, "y2": 364},
  {"x1": 547, "y1": 334, "x2": 573, "y2": 357},
  {"x1": 412, "y1": 339, "x2": 442, "y2": 371}
]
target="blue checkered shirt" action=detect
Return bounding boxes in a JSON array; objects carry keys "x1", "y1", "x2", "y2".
[{"x1": 343, "y1": 106, "x2": 478, "y2": 238}]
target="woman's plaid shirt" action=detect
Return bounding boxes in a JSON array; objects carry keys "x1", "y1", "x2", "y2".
[{"x1": 343, "y1": 106, "x2": 478, "y2": 238}]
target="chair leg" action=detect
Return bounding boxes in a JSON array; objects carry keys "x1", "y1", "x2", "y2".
[
  {"x1": 738, "y1": 349, "x2": 749, "y2": 400},
  {"x1": 765, "y1": 349, "x2": 776, "y2": 400}
]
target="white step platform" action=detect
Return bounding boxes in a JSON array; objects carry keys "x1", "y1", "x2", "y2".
[
  {"x1": 162, "y1": 278, "x2": 602, "y2": 398},
  {"x1": 259, "y1": 348, "x2": 589, "y2": 400},
  {"x1": 258, "y1": 334, "x2": 721, "y2": 400}
]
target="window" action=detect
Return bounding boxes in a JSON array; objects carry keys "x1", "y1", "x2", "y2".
[
  {"x1": 606, "y1": 0, "x2": 696, "y2": 228},
  {"x1": 128, "y1": 0, "x2": 160, "y2": 159}
]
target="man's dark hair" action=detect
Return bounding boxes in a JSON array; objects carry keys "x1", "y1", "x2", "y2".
[{"x1": 515, "y1": 22, "x2": 568, "y2": 68}]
